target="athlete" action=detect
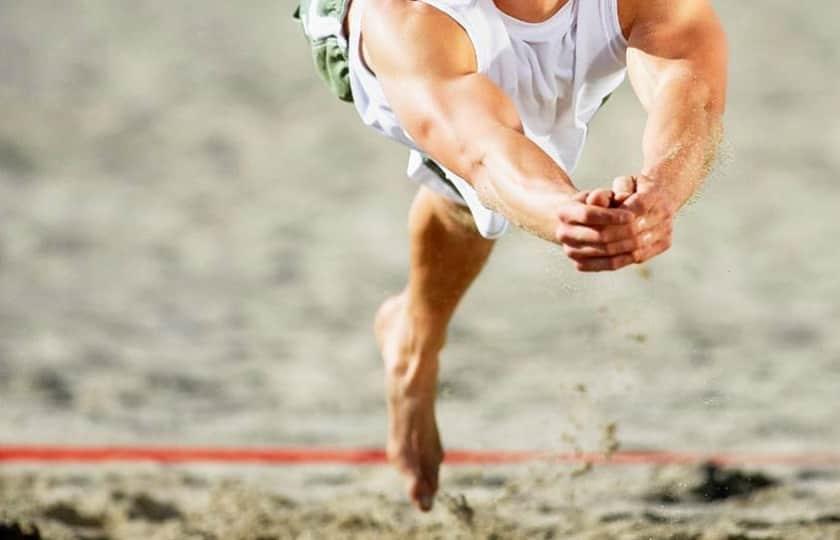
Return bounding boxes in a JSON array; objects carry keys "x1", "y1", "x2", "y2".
[{"x1": 295, "y1": 0, "x2": 727, "y2": 511}]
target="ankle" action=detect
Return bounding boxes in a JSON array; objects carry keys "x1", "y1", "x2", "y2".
[{"x1": 388, "y1": 317, "x2": 443, "y2": 386}]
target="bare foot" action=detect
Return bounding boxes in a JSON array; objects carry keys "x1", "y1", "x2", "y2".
[{"x1": 374, "y1": 294, "x2": 444, "y2": 512}]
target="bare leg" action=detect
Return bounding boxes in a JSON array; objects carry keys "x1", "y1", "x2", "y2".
[{"x1": 374, "y1": 186, "x2": 494, "y2": 511}]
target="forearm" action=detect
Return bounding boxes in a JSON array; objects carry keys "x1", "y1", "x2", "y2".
[
  {"x1": 641, "y1": 74, "x2": 724, "y2": 211},
  {"x1": 382, "y1": 71, "x2": 579, "y2": 242},
  {"x1": 463, "y1": 124, "x2": 577, "y2": 242}
]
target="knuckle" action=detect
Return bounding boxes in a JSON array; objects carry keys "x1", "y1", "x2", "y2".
[{"x1": 557, "y1": 228, "x2": 572, "y2": 242}]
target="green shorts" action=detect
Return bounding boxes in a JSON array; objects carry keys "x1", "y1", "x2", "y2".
[
  {"x1": 292, "y1": 0, "x2": 466, "y2": 202},
  {"x1": 292, "y1": 0, "x2": 510, "y2": 238},
  {"x1": 293, "y1": 0, "x2": 354, "y2": 102}
]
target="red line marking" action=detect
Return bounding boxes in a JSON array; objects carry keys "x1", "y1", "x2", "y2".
[{"x1": 1, "y1": 446, "x2": 840, "y2": 466}]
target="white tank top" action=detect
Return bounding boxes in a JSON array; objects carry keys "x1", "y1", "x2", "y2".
[{"x1": 347, "y1": 0, "x2": 628, "y2": 235}]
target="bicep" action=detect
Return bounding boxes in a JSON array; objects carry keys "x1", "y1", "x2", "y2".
[
  {"x1": 378, "y1": 72, "x2": 522, "y2": 150},
  {"x1": 361, "y1": 0, "x2": 523, "y2": 174},
  {"x1": 626, "y1": 0, "x2": 727, "y2": 112}
]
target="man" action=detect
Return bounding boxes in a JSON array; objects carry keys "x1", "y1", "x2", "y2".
[{"x1": 295, "y1": 0, "x2": 727, "y2": 511}]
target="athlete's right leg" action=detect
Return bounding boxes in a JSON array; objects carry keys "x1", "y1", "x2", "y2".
[{"x1": 374, "y1": 186, "x2": 495, "y2": 511}]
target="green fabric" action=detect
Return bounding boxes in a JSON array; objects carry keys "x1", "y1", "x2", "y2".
[{"x1": 293, "y1": 0, "x2": 354, "y2": 103}]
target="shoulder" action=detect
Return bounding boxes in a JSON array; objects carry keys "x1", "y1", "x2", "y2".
[
  {"x1": 358, "y1": 0, "x2": 477, "y2": 77},
  {"x1": 617, "y1": 0, "x2": 724, "y2": 42}
]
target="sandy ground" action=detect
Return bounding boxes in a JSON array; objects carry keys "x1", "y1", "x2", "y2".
[
  {"x1": 1, "y1": 0, "x2": 839, "y2": 538},
  {"x1": 2, "y1": 462, "x2": 840, "y2": 539}
]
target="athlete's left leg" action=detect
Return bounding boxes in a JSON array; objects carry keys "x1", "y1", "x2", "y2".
[{"x1": 375, "y1": 186, "x2": 495, "y2": 511}]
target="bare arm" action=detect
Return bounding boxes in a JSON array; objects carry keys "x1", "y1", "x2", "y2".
[
  {"x1": 606, "y1": 0, "x2": 728, "y2": 264},
  {"x1": 360, "y1": 0, "x2": 634, "y2": 243},
  {"x1": 628, "y1": 0, "x2": 727, "y2": 205}
]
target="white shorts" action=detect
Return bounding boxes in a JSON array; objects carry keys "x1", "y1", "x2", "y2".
[{"x1": 406, "y1": 150, "x2": 510, "y2": 239}]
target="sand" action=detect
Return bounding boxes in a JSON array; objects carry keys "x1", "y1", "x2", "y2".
[
  {"x1": 1, "y1": 0, "x2": 839, "y2": 538},
  {"x1": 3, "y1": 462, "x2": 840, "y2": 539}
]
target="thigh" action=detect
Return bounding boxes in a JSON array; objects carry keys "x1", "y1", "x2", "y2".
[{"x1": 411, "y1": 186, "x2": 482, "y2": 239}]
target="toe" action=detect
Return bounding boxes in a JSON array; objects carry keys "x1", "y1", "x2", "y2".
[
  {"x1": 418, "y1": 494, "x2": 434, "y2": 512},
  {"x1": 410, "y1": 477, "x2": 435, "y2": 512}
]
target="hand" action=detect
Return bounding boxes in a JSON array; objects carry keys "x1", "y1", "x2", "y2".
[
  {"x1": 613, "y1": 175, "x2": 677, "y2": 265},
  {"x1": 555, "y1": 188, "x2": 639, "y2": 272},
  {"x1": 556, "y1": 176, "x2": 678, "y2": 272}
]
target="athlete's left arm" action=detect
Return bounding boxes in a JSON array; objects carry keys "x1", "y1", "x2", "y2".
[{"x1": 612, "y1": 0, "x2": 728, "y2": 264}]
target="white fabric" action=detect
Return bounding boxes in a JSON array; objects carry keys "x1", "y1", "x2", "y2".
[
  {"x1": 348, "y1": 0, "x2": 628, "y2": 239},
  {"x1": 406, "y1": 151, "x2": 511, "y2": 238},
  {"x1": 299, "y1": 0, "x2": 349, "y2": 46}
]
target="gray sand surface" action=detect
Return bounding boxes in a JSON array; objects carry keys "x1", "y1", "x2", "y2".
[{"x1": 1, "y1": 0, "x2": 839, "y2": 538}]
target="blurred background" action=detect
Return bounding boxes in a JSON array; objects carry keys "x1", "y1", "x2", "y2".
[{"x1": 1, "y1": 0, "x2": 839, "y2": 538}]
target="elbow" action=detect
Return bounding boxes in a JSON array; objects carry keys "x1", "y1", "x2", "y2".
[{"x1": 410, "y1": 113, "x2": 489, "y2": 180}]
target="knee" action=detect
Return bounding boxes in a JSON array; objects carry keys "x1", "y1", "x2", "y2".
[
  {"x1": 439, "y1": 198, "x2": 481, "y2": 235},
  {"x1": 411, "y1": 188, "x2": 481, "y2": 238}
]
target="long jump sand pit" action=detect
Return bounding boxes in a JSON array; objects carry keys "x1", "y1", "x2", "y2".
[
  {"x1": 1, "y1": 1, "x2": 839, "y2": 539},
  {"x1": 3, "y1": 451, "x2": 840, "y2": 539}
]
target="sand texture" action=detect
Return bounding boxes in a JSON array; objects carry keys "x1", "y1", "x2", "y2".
[{"x1": 1, "y1": 0, "x2": 839, "y2": 538}]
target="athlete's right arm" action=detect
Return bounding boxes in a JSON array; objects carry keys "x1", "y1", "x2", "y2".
[{"x1": 360, "y1": 0, "x2": 635, "y2": 247}]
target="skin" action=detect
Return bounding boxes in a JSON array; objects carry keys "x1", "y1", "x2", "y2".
[{"x1": 347, "y1": 0, "x2": 728, "y2": 511}]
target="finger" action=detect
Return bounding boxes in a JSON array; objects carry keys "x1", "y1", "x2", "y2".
[
  {"x1": 573, "y1": 254, "x2": 636, "y2": 273},
  {"x1": 623, "y1": 196, "x2": 673, "y2": 233},
  {"x1": 628, "y1": 221, "x2": 671, "y2": 256},
  {"x1": 558, "y1": 202, "x2": 634, "y2": 226},
  {"x1": 621, "y1": 192, "x2": 657, "y2": 216},
  {"x1": 632, "y1": 220, "x2": 673, "y2": 250},
  {"x1": 612, "y1": 191, "x2": 633, "y2": 207},
  {"x1": 563, "y1": 237, "x2": 640, "y2": 259},
  {"x1": 586, "y1": 189, "x2": 613, "y2": 208},
  {"x1": 612, "y1": 176, "x2": 636, "y2": 197},
  {"x1": 556, "y1": 223, "x2": 636, "y2": 244},
  {"x1": 596, "y1": 223, "x2": 640, "y2": 243},
  {"x1": 633, "y1": 235, "x2": 673, "y2": 264},
  {"x1": 572, "y1": 191, "x2": 589, "y2": 203}
]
